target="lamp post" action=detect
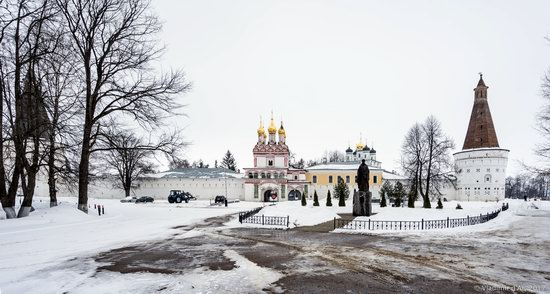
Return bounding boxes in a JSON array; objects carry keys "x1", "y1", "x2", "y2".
[{"x1": 224, "y1": 171, "x2": 228, "y2": 199}]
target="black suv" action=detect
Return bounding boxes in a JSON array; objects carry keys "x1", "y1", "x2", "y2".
[
  {"x1": 168, "y1": 190, "x2": 192, "y2": 203},
  {"x1": 214, "y1": 195, "x2": 226, "y2": 204}
]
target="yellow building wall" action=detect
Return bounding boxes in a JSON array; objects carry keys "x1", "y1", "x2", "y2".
[{"x1": 305, "y1": 170, "x2": 384, "y2": 187}]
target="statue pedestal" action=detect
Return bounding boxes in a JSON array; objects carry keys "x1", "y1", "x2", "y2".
[{"x1": 353, "y1": 191, "x2": 372, "y2": 216}]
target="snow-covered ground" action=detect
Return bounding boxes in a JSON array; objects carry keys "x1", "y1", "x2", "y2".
[
  {"x1": 0, "y1": 197, "x2": 261, "y2": 292},
  {"x1": 232, "y1": 198, "x2": 507, "y2": 229}
]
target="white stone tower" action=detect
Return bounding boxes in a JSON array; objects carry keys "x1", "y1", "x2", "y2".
[{"x1": 454, "y1": 74, "x2": 509, "y2": 201}]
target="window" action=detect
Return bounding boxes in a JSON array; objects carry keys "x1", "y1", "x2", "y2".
[
  {"x1": 373, "y1": 176, "x2": 378, "y2": 183},
  {"x1": 294, "y1": 175, "x2": 298, "y2": 180},
  {"x1": 267, "y1": 173, "x2": 271, "y2": 179},
  {"x1": 248, "y1": 173, "x2": 253, "y2": 179},
  {"x1": 268, "y1": 160, "x2": 273, "y2": 166},
  {"x1": 254, "y1": 173, "x2": 258, "y2": 179},
  {"x1": 476, "y1": 169, "x2": 480, "y2": 172},
  {"x1": 254, "y1": 184, "x2": 259, "y2": 198},
  {"x1": 466, "y1": 169, "x2": 470, "y2": 173},
  {"x1": 261, "y1": 173, "x2": 266, "y2": 178},
  {"x1": 337, "y1": 176, "x2": 342, "y2": 183},
  {"x1": 329, "y1": 176, "x2": 333, "y2": 184},
  {"x1": 346, "y1": 176, "x2": 350, "y2": 183},
  {"x1": 313, "y1": 175, "x2": 317, "y2": 183}
]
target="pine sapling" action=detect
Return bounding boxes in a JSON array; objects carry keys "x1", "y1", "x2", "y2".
[
  {"x1": 313, "y1": 191, "x2": 320, "y2": 206},
  {"x1": 326, "y1": 190, "x2": 332, "y2": 207}
]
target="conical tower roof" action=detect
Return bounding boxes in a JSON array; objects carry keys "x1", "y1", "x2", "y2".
[{"x1": 462, "y1": 74, "x2": 499, "y2": 150}]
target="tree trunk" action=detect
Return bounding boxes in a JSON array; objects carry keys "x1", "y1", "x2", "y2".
[
  {"x1": 0, "y1": 70, "x2": 9, "y2": 215},
  {"x1": 78, "y1": 144, "x2": 90, "y2": 213},
  {"x1": 48, "y1": 135, "x2": 58, "y2": 207},
  {"x1": 424, "y1": 142, "x2": 433, "y2": 209},
  {"x1": 18, "y1": 167, "x2": 37, "y2": 218},
  {"x1": 78, "y1": 125, "x2": 92, "y2": 213}
]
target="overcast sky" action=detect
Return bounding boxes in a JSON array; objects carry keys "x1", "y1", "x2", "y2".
[{"x1": 151, "y1": 0, "x2": 550, "y2": 175}]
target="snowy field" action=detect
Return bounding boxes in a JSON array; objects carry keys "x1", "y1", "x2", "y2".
[
  {"x1": 0, "y1": 197, "x2": 262, "y2": 292},
  {"x1": 1, "y1": 197, "x2": 549, "y2": 293}
]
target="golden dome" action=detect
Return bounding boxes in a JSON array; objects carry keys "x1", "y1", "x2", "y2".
[
  {"x1": 356, "y1": 133, "x2": 364, "y2": 149},
  {"x1": 257, "y1": 118, "x2": 265, "y2": 136},
  {"x1": 268, "y1": 117, "x2": 277, "y2": 134},
  {"x1": 278, "y1": 122, "x2": 286, "y2": 136}
]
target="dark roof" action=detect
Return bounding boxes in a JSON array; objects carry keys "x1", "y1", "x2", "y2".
[
  {"x1": 345, "y1": 147, "x2": 353, "y2": 153},
  {"x1": 362, "y1": 145, "x2": 370, "y2": 151},
  {"x1": 370, "y1": 148, "x2": 376, "y2": 153}
]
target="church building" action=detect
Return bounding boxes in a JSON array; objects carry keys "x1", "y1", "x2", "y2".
[
  {"x1": 454, "y1": 74, "x2": 509, "y2": 201},
  {"x1": 243, "y1": 115, "x2": 308, "y2": 202}
]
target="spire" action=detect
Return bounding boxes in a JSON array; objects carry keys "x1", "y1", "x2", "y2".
[
  {"x1": 278, "y1": 121, "x2": 285, "y2": 136},
  {"x1": 257, "y1": 116, "x2": 265, "y2": 136},
  {"x1": 356, "y1": 133, "x2": 365, "y2": 150},
  {"x1": 474, "y1": 72, "x2": 488, "y2": 99},
  {"x1": 462, "y1": 74, "x2": 499, "y2": 149},
  {"x1": 268, "y1": 111, "x2": 277, "y2": 134}
]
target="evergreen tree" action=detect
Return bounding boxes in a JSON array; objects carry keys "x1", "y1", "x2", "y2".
[
  {"x1": 313, "y1": 191, "x2": 320, "y2": 206},
  {"x1": 301, "y1": 191, "x2": 307, "y2": 206},
  {"x1": 393, "y1": 181, "x2": 405, "y2": 207},
  {"x1": 334, "y1": 178, "x2": 350, "y2": 200},
  {"x1": 380, "y1": 181, "x2": 393, "y2": 207},
  {"x1": 326, "y1": 190, "x2": 332, "y2": 206},
  {"x1": 332, "y1": 178, "x2": 349, "y2": 207},
  {"x1": 436, "y1": 198, "x2": 443, "y2": 209},
  {"x1": 221, "y1": 150, "x2": 237, "y2": 171},
  {"x1": 381, "y1": 181, "x2": 393, "y2": 207}
]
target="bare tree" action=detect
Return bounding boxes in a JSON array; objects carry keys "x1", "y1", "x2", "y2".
[
  {"x1": 100, "y1": 127, "x2": 185, "y2": 197},
  {"x1": 0, "y1": 0, "x2": 56, "y2": 218},
  {"x1": 37, "y1": 29, "x2": 81, "y2": 207},
  {"x1": 328, "y1": 150, "x2": 345, "y2": 163},
  {"x1": 401, "y1": 116, "x2": 455, "y2": 208},
  {"x1": 56, "y1": 0, "x2": 190, "y2": 212},
  {"x1": 401, "y1": 123, "x2": 425, "y2": 207}
]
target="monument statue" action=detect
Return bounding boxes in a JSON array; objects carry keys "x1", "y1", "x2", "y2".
[{"x1": 353, "y1": 159, "x2": 372, "y2": 216}]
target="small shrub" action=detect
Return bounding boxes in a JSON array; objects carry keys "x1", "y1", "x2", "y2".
[
  {"x1": 456, "y1": 203, "x2": 462, "y2": 210},
  {"x1": 326, "y1": 190, "x2": 332, "y2": 207},
  {"x1": 436, "y1": 198, "x2": 443, "y2": 209},
  {"x1": 313, "y1": 191, "x2": 319, "y2": 206}
]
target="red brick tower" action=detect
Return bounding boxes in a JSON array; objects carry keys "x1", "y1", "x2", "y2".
[{"x1": 462, "y1": 74, "x2": 500, "y2": 150}]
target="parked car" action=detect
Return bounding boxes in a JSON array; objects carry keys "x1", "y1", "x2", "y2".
[
  {"x1": 120, "y1": 196, "x2": 138, "y2": 203},
  {"x1": 214, "y1": 195, "x2": 226, "y2": 204},
  {"x1": 135, "y1": 196, "x2": 154, "y2": 203},
  {"x1": 168, "y1": 190, "x2": 192, "y2": 203}
]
